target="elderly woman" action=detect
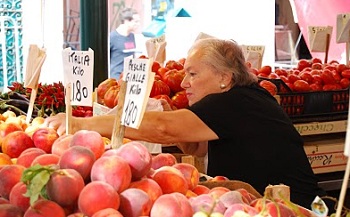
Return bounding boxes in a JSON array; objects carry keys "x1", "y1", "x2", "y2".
[{"x1": 45, "y1": 38, "x2": 329, "y2": 209}]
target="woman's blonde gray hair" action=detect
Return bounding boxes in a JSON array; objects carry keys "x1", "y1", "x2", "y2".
[{"x1": 188, "y1": 38, "x2": 258, "y2": 87}]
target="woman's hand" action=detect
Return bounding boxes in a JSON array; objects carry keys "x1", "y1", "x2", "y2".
[{"x1": 42, "y1": 113, "x2": 67, "y2": 136}]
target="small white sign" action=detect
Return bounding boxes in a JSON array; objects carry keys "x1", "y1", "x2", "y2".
[
  {"x1": 336, "y1": 13, "x2": 350, "y2": 43},
  {"x1": 62, "y1": 48, "x2": 94, "y2": 106},
  {"x1": 308, "y1": 26, "x2": 333, "y2": 52},
  {"x1": 241, "y1": 45, "x2": 265, "y2": 69},
  {"x1": 121, "y1": 57, "x2": 155, "y2": 128}
]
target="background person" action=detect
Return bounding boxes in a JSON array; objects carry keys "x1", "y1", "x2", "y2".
[
  {"x1": 45, "y1": 38, "x2": 333, "y2": 211},
  {"x1": 110, "y1": 8, "x2": 140, "y2": 79}
]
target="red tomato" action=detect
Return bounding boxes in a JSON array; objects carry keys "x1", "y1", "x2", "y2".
[
  {"x1": 329, "y1": 60, "x2": 339, "y2": 65},
  {"x1": 311, "y1": 63, "x2": 323, "y2": 70},
  {"x1": 340, "y1": 78, "x2": 350, "y2": 89},
  {"x1": 299, "y1": 72, "x2": 314, "y2": 84},
  {"x1": 297, "y1": 59, "x2": 311, "y2": 71},
  {"x1": 341, "y1": 69, "x2": 350, "y2": 79},
  {"x1": 152, "y1": 61, "x2": 161, "y2": 73},
  {"x1": 257, "y1": 73, "x2": 269, "y2": 78},
  {"x1": 320, "y1": 69, "x2": 336, "y2": 84},
  {"x1": 323, "y1": 84, "x2": 341, "y2": 91},
  {"x1": 171, "y1": 90, "x2": 189, "y2": 109},
  {"x1": 275, "y1": 68, "x2": 288, "y2": 76},
  {"x1": 268, "y1": 72, "x2": 280, "y2": 79},
  {"x1": 310, "y1": 69, "x2": 321, "y2": 76},
  {"x1": 330, "y1": 70, "x2": 341, "y2": 83},
  {"x1": 157, "y1": 67, "x2": 170, "y2": 78},
  {"x1": 149, "y1": 79, "x2": 171, "y2": 97},
  {"x1": 324, "y1": 65, "x2": 336, "y2": 72},
  {"x1": 152, "y1": 94, "x2": 173, "y2": 108},
  {"x1": 165, "y1": 60, "x2": 184, "y2": 70},
  {"x1": 287, "y1": 74, "x2": 301, "y2": 83},
  {"x1": 285, "y1": 82, "x2": 295, "y2": 91},
  {"x1": 103, "y1": 85, "x2": 120, "y2": 108},
  {"x1": 337, "y1": 64, "x2": 349, "y2": 74},
  {"x1": 309, "y1": 83, "x2": 323, "y2": 92},
  {"x1": 259, "y1": 80, "x2": 278, "y2": 96},
  {"x1": 293, "y1": 80, "x2": 311, "y2": 92},
  {"x1": 138, "y1": 55, "x2": 148, "y2": 59},
  {"x1": 258, "y1": 65, "x2": 272, "y2": 75},
  {"x1": 311, "y1": 57, "x2": 322, "y2": 64},
  {"x1": 279, "y1": 75, "x2": 289, "y2": 84},
  {"x1": 312, "y1": 74, "x2": 324, "y2": 85},
  {"x1": 163, "y1": 69, "x2": 185, "y2": 93}
]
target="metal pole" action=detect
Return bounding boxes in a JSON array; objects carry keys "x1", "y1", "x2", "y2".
[{"x1": 80, "y1": 0, "x2": 108, "y2": 88}]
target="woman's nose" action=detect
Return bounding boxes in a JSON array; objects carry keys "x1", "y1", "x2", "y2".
[{"x1": 180, "y1": 75, "x2": 189, "y2": 89}]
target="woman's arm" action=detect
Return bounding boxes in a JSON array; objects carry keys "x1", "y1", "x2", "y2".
[{"x1": 44, "y1": 109, "x2": 219, "y2": 144}]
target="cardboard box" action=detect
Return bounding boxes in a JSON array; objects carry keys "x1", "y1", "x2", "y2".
[
  {"x1": 294, "y1": 120, "x2": 347, "y2": 136},
  {"x1": 304, "y1": 138, "x2": 348, "y2": 174}
]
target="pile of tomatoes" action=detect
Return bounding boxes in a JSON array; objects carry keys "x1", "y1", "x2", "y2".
[
  {"x1": 252, "y1": 58, "x2": 350, "y2": 94},
  {"x1": 96, "y1": 57, "x2": 189, "y2": 110}
]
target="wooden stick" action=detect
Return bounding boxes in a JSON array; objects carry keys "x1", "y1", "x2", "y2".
[
  {"x1": 111, "y1": 81, "x2": 127, "y2": 149},
  {"x1": 26, "y1": 87, "x2": 38, "y2": 124},
  {"x1": 335, "y1": 155, "x2": 350, "y2": 217},
  {"x1": 65, "y1": 83, "x2": 72, "y2": 135},
  {"x1": 324, "y1": 33, "x2": 330, "y2": 64},
  {"x1": 346, "y1": 41, "x2": 349, "y2": 67}
]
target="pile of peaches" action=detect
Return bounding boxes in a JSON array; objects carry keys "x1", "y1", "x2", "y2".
[{"x1": 0, "y1": 111, "x2": 317, "y2": 217}]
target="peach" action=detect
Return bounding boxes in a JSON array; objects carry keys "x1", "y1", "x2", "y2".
[
  {"x1": 31, "y1": 116, "x2": 45, "y2": 126},
  {"x1": 24, "y1": 199, "x2": 66, "y2": 217},
  {"x1": 235, "y1": 188, "x2": 256, "y2": 204},
  {"x1": 31, "y1": 153, "x2": 60, "y2": 166},
  {"x1": 32, "y1": 127, "x2": 60, "y2": 153},
  {"x1": 46, "y1": 169, "x2": 85, "y2": 207},
  {"x1": 209, "y1": 186, "x2": 231, "y2": 199},
  {"x1": 260, "y1": 201, "x2": 296, "y2": 217},
  {"x1": 78, "y1": 181, "x2": 120, "y2": 217},
  {"x1": 0, "y1": 204, "x2": 24, "y2": 217},
  {"x1": 0, "y1": 164, "x2": 25, "y2": 199},
  {"x1": 91, "y1": 208, "x2": 123, "y2": 217},
  {"x1": 51, "y1": 134, "x2": 73, "y2": 156},
  {"x1": 1, "y1": 110, "x2": 16, "y2": 120},
  {"x1": 189, "y1": 193, "x2": 226, "y2": 214},
  {"x1": 185, "y1": 189, "x2": 198, "y2": 198},
  {"x1": 58, "y1": 146, "x2": 96, "y2": 182},
  {"x1": 152, "y1": 166, "x2": 189, "y2": 195},
  {"x1": 90, "y1": 155, "x2": 132, "y2": 193},
  {"x1": 70, "y1": 130, "x2": 105, "y2": 159},
  {"x1": 129, "y1": 178, "x2": 163, "y2": 205},
  {"x1": 9, "y1": 181, "x2": 30, "y2": 212},
  {"x1": 173, "y1": 162, "x2": 200, "y2": 190},
  {"x1": 118, "y1": 188, "x2": 152, "y2": 217},
  {"x1": 150, "y1": 192, "x2": 193, "y2": 217},
  {"x1": 210, "y1": 175, "x2": 229, "y2": 182},
  {"x1": 151, "y1": 153, "x2": 177, "y2": 170},
  {"x1": 0, "y1": 122, "x2": 22, "y2": 147},
  {"x1": 219, "y1": 190, "x2": 247, "y2": 209},
  {"x1": 0, "y1": 153, "x2": 12, "y2": 166},
  {"x1": 1, "y1": 131, "x2": 35, "y2": 158},
  {"x1": 113, "y1": 141, "x2": 152, "y2": 180},
  {"x1": 224, "y1": 203, "x2": 259, "y2": 217},
  {"x1": 192, "y1": 184, "x2": 210, "y2": 195},
  {"x1": 16, "y1": 147, "x2": 46, "y2": 168}
]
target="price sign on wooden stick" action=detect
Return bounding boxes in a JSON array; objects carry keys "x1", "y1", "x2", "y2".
[
  {"x1": 24, "y1": 45, "x2": 47, "y2": 124},
  {"x1": 241, "y1": 45, "x2": 265, "y2": 69},
  {"x1": 336, "y1": 13, "x2": 350, "y2": 66},
  {"x1": 308, "y1": 26, "x2": 333, "y2": 63},
  {"x1": 62, "y1": 48, "x2": 94, "y2": 135},
  {"x1": 110, "y1": 57, "x2": 155, "y2": 149}
]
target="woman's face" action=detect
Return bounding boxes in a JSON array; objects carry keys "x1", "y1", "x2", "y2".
[{"x1": 181, "y1": 48, "x2": 228, "y2": 106}]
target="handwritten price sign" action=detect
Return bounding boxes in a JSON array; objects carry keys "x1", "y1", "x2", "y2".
[
  {"x1": 241, "y1": 45, "x2": 265, "y2": 69},
  {"x1": 336, "y1": 13, "x2": 350, "y2": 43},
  {"x1": 307, "y1": 25, "x2": 333, "y2": 52},
  {"x1": 121, "y1": 57, "x2": 155, "y2": 128},
  {"x1": 62, "y1": 48, "x2": 94, "y2": 106}
]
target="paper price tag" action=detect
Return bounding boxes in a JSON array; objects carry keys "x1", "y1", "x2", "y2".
[
  {"x1": 146, "y1": 35, "x2": 166, "y2": 64},
  {"x1": 308, "y1": 26, "x2": 333, "y2": 52},
  {"x1": 62, "y1": 48, "x2": 94, "y2": 106},
  {"x1": 121, "y1": 57, "x2": 155, "y2": 129},
  {"x1": 241, "y1": 45, "x2": 265, "y2": 69},
  {"x1": 336, "y1": 13, "x2": 350, "y2": 43}
]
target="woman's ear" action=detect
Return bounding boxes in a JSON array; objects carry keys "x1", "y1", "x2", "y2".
[{"x1": 221, "y1": 71, "x2": 233, "y2": 86}]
